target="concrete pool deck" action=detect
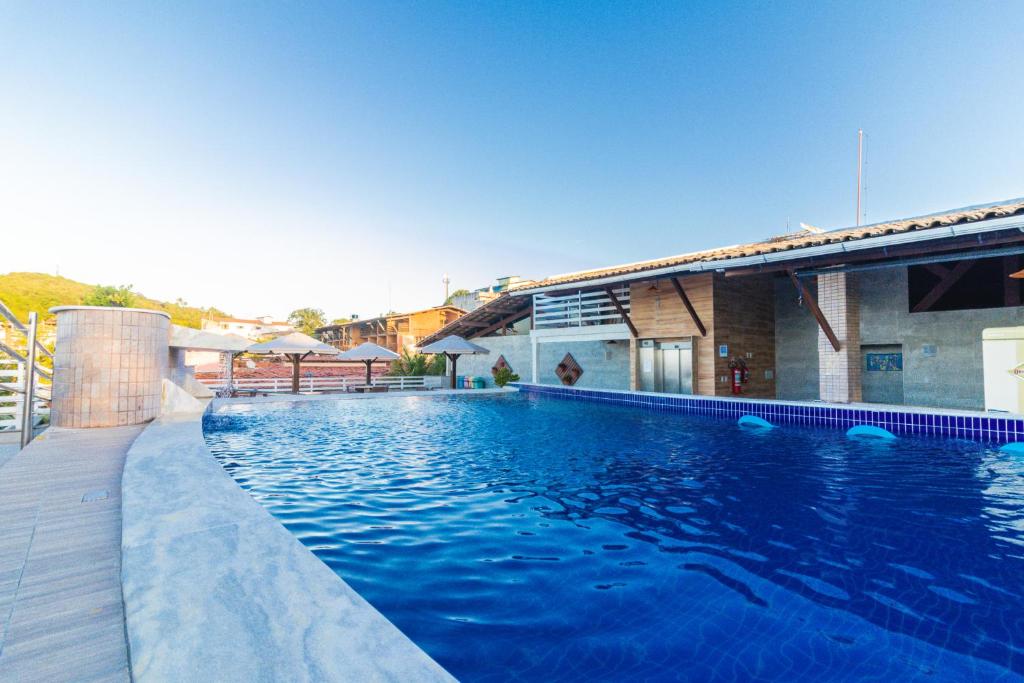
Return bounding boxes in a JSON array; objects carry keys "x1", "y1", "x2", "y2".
[
  {"x1": 121, "y1": 391, "x2": 466, "y2": 681},
  {"x1": 0, "y1": 424, "x2": 142, "y2": 683},
  {"x1": 0, "y1": 389, "x2": 506, "y2": 682}
]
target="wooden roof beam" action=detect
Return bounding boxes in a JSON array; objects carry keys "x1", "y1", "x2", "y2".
[
  {"x1": 468, "y1": 309, "x2": 531, "y2": 339},
  {"x1": 669, "y1": 277, "x2": 707, "y2": 337},
  {"x1": 787, "y1": 270, "x2": 840, "y2": 352},
  {"x1": 604, "y1": 287, "x2": 638, "y2": 337},
  {"x1": 912, "y1": 259, "x2": 975, "y2": 313}
]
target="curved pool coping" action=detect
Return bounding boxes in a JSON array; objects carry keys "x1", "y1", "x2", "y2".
[{"x1": 120, "y1": 405, "x2": 456, "y2": 682}]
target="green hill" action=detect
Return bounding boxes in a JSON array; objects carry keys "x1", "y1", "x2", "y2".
[{"x1": 0, "y1": 272, "x2": 229, "y2": 329}]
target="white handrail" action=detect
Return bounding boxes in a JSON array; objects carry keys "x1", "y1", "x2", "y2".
[{"x1": 196, "y1": 375, "x2": 445, "y2": 393}]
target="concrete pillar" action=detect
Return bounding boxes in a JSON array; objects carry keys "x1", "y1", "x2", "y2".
[
  {"x1": 50, "y1": 306, "x2": 170, "y2": 427},
  {"x1": 531, "y1": 336, "x2": 539, "y2": 383},
  {"x1": 816, "y1": 273, "x2": 861, "y2": 403}
]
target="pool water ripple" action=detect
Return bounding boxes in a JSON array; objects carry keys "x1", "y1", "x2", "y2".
[{"x1": 204, "y1": 394, "x2": 1024, "y2": 681}]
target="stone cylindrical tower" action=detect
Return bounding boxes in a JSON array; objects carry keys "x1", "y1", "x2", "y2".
[{"x1": 50, "y1": 306, "x2": 170, "y2": 428}]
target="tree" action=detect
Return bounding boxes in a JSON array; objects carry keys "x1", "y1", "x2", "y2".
[
  {"x1": 389, "y1": 349, "x2": 447, "y2": 376},
  {"x1": 83, "y1": 284, "x2": 136, "y2": 308},
  {"x1": 288, "y1": 308, "x2": 326, "y2": 335},
  {"x1": 445, "y1": 289, "x2": 471, "y2": 305}
]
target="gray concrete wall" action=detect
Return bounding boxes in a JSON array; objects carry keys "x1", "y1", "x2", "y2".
[
  {"x1": 859, "y1": 267, "x2": 1024, "y2": 410},
  {"x1": 454, "y1": 334, "x2": 630, "y2": 390},
  {"x1": 537, "y1": 340, "x2": 631, "y2": 390},
  {"x1": 450, "y1": 334, "x2": 532, "y2": 387},
  {"x1": 774, "y1": 278, "x2": 820, "y2": 401},
  {"x1": 774, "y1": 268, "x2": 1024, "y2": 410}
]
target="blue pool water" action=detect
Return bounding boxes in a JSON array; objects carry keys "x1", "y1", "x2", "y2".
[{"x1": 203, "y1": 394, "x2": 1024, "y2": 681}]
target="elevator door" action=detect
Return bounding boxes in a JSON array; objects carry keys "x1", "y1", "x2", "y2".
[{"x1": 659, "y1": 341, "x2": 694, "y2": 394}]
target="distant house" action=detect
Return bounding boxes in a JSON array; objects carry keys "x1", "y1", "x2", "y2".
[
  {"x1": 200, "y1": 315, "x2": 293, "y2": 341},
  {"x1": 448, "y1": 276, "x2": 535, "y2": 312},
  {"x1": 316, "y1": 306, "x2": 465, "y2": 355}
]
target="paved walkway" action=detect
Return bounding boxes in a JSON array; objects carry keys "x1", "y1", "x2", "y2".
[{"x1": 0, "y1": 425, "x2": 142, "y2": 682}]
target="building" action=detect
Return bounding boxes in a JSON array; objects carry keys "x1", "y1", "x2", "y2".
[
  {"x1": 316, "y1": 305, "x2": 465, "y2": 355},
  {"x1": 448, "y1": 276, "x2": 535, "y2": 312},
  {"x1": 200, "y1": 315, "x2": 293, "y2": 341},
  {"x1": 422, "y1": 197, "x2": 1024, "y2": 411}
]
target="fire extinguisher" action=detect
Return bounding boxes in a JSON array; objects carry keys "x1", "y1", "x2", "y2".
[{"x1": 728, "y1": 358, "x2": 749, "y2": 395}]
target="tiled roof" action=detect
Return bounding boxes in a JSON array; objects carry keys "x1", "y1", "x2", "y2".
[
  {"x1": 315, "y1": 305, "x2": 466, "y2": 333},
  {"x1": 418, "y1": 293, "x2": 532, "y2": 347},
  {"x1": 516, "y1": 197, "x2": 1024, "y2": 292}
]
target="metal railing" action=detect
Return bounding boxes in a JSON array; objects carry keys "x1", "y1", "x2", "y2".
[
  {"x1": 197, "y1": 375, "x2": 446, "y2": 394},
  {"x1": 0, "y1": 300, "x2": 54, "y2": 447},
  {"x1": 533, "y1": 286, "x2": 631, "y2": 329}
]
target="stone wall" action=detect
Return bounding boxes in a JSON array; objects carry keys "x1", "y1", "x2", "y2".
[
  {"x1": 774, "y1": 278, "x2": 820, "y2": 401},
  {"x1": 773, "y1": 267, "x2": 1024, "y2": 410},
  {"x1": 536, "y1": 339, "x2": 631, "y2": 390},
  {"x1": 860, "y1": 267, "x2": 1024, "y2": 410},
  {"x1": 51, "y1": 307, "x2": 169, "y2": 428},
  {"x1": 448, "y1": 334, "x2": 532, "y2": 387}
]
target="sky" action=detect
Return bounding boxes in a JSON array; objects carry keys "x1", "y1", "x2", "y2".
[{"x1": 2, "y1": 2, "x2": 1023, "y2": 321}]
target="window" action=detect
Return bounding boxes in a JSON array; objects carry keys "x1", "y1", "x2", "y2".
[{"x1": 908, "y1": 256, "x2": 1021, "y2": 313}]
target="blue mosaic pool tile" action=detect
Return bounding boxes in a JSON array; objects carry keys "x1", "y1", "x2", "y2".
[{"x1": 509, "y1": 382, "x2": 1024, "y2": 445}]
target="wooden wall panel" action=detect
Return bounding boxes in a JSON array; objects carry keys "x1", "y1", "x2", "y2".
[
  {"x1": 629, "y1": 274, "x2": 717, "y2": 395},
  {"x1": 711, "y1": 274, "x2": 776, "y2": 398}
]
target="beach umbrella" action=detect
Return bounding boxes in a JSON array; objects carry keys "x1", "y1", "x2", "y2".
[
  {"x1": 169, "y1": 326, "x2": 251, "y2": 395},
  {"x1": 419, "y1": 335, "x2": 490, "y2": 389},
  {"x1": 337, "y1": 342, "x2": 400, "y2": 386},
  {"x1": 246, "y1": 332, "x2": 339, "y2": 393}
]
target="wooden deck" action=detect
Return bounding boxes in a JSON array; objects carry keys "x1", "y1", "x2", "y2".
[{"x1": 0, "y1": 425, "x2": 142, "y2": 682}]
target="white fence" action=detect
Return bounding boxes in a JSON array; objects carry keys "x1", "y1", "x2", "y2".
[
  {"x1": 0, "y1": 365, "x2": 50, "y2": 432},
  {"x1": 197, "y1": 375, "x2": 447, "y2": 394},
  {"x1": 533, "y1": 286, "x2": 631, "y2": 329}
]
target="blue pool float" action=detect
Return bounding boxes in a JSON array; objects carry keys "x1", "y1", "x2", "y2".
[
  {"x1": 738, "y1": 414, "x2": 774, "y2": 429},
  {"x1": 846, "y1": 425, "x2": 896, "y2": 440}
]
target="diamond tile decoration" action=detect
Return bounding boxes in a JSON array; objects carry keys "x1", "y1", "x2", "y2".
[
  {"x1": 492, "y1": 354, "x2": 512, "y2": 376},
  {"x1": 555, "y1": 353, "x2": 583, "y2": 386}
]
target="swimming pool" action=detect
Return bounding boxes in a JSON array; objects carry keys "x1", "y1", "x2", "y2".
[{"x1": 203, "y1": 393, "x2": 1024, "y2": 681}]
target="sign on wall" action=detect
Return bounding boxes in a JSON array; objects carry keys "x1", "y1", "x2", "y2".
[{"x1": 866, "y1": 352, "x2": 903, "y2": 372}]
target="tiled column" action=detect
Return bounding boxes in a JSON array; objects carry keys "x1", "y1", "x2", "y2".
[
  {"x1": 817, "y1": 273, "x2": 861, "y2": 403},
  {"x1": 50, "y1": 306, "x2": 170, "y2": 427}
]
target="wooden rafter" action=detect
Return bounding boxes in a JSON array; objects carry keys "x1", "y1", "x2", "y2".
[
  {"x1": 604, "y1": 287, "x2": 638, "y2": 337},
  {"x1": 788, "y1": 271, "x2": 840, "y2": 352},
  {"x1": 469, "y1": 309, "x2": 531, "y2": 339},
  {"x1": 669, "y1": 277, "x2": 707, "y2": 337},
  {"x1": 911, "y1": 259, "x2": 975, "y2": 313}
]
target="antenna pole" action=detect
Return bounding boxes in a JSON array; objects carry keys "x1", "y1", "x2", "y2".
[{"x1": 856, "y1": 129, "x2": 863, "y2": 226}]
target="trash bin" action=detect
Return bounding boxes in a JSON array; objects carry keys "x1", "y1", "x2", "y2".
[{"x1": 473, "y1": 377, "x2": 486, "y2": 389}]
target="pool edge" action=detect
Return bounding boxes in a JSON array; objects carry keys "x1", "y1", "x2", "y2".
[
  {"x1": 511, "y1": 383, "x2": 1024, "y2": 444},
  {"x1": 119, "y1": 406, "x2": 456, "y2": 682}
]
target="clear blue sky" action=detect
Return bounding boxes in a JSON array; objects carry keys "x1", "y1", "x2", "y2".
[{"x1": 2, "y1": 2, "x2": 1022, "y2": 320}]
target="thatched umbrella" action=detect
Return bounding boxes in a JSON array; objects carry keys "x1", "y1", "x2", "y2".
[
  {"x1": 169, "y1": 326, "x2": 251, "y2": 395},
  {"x1": 419, "y1": 335, "x2": 490, "y2": 389},
  {"x1": 337, "y1": 342, "x2": 400, "y2": 386},
  {"x1": 246, "y1": 332, "x2": 340, "y2": 393}
]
